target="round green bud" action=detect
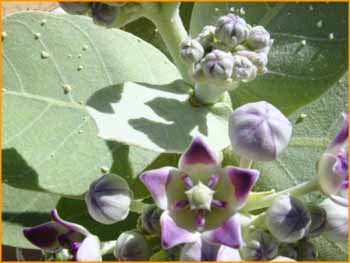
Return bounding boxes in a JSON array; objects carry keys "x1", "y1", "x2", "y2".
[
  {"x1": 59, "y1": 2, "x2": 91, "y2": 15},
  {"x1": 266, "y1": 196, "x2": 311, "y2": 243},
  {"x1": 241, "y1": 229, "x2": 279, "y2": 261},
  {"x1": 114, "y1": 231, "x2": 150, "y2": 261},
  {"x1": 296, "y1": 240, "x2": 317, "y2": 261}
]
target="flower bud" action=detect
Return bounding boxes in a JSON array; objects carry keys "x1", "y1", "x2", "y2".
[
  {"x1": 85, "y1": 173, "x2": 132, "y2": 225},
  {"x1": 114, "y1": 231, "x2": 150, "y2": 261},
  {"x1": 296, "y1": 240, "x2": 317, "y2": 261},
  {"x1": 307, "y1": 205, "x2": 327, "y2": 237},
  {"x1": 195, "y1": 26, "x2": 216, "y2": 50},
  {"x1": 201, "y1": 49, "x2": 234, "y2": 80},
  {"x1": 234, "y1": 50, "x2": 268, "y2": 74},
  {"x1": 140, "y1": 205, "x2": 162, "y2": 235},
  {"x1": 59, "y1": 2, "x2": 91, "y2": 15},
  {"x1": 229, "y1": 101, "x2": 292, "y2": 161},
  {"x1": 180, "y1": 39, "x2": 205, "y2": 64},
  {"x1": 91, "y1": 3, "x2": 119, "y2": 27},
  {"x1": 247, "y1": 26, "x2": 272, "y2": 50},
  {"x1": 278, "y1": 244, "x2": 298, "y2": 260},
  {"x1": 231, "y1": 55, "x2": 257, "y2": 82},
  {"x1": 215, "y1": 14, "x2": 250, "y2": 48},
  {"x1": 241, "y1": 229, "x2": 278, "y2": 260},
  {"x1": 266, "y1": 196, "x2": 311, "y2": 243},
  {"x1": 319, "y1": 198, "x2": 348, "y2": 242}
]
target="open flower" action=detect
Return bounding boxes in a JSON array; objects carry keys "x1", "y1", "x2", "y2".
[
  {"x1": 317, "y1": 113, "x2": 348, "y2": 206},
  {"x1": 140, "y1": 136, "x2": 260, "y2": 251},
  {"x1": 23, "y1": 209, "x2": 101, "y2": 261}
]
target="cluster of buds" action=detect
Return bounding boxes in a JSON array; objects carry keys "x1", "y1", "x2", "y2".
[
  {"x1": 59, "y1": 2, "x2": 140, "y2": 28},
  {"x1": 180, "y1": 14, "x2": 273, "y2": 90}
]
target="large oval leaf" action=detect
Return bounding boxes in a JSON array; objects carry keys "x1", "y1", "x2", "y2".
[
  {"x1": 190, "y1": 2, "x2": 347, "y2": 115},
  {"x1": 2, "y1": 12, "x2": 180, "y2": 196}
]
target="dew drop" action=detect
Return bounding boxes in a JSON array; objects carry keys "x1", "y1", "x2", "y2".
[
  {"x1": 328, "y1": 32, "x2": 334, "y2": 40},
  {"x1": 316, "y1": 20, "x2": 323, "y2": 28},
  {"x1": 78, "y1": 129, "x2": 83, "y2": 134},
  {"x1": 40, "y1": 19, "x2": 47, "y2": 26},
  {"x1": 309, "y1": 5, "x2": 314, "y2": 11},
  {"x1": 214, "y1": 7, "x2": 219, "y2": 12},
  {"x1": 296, "y1": 113, "x2": 307, "y2": 124},
  {"x1": 82, "y1": 44, "x2": 88, "y2": 51},
  {"x1": 68, "y1": 54, "x2": 72, "y2": 58},
  {"x1": 2, "y1": 31, "x2": 7, "y2": 40},
  {"x1": 34, "y1": 33, "x2": 41, "y2": 39},
  {"x1": 229, "y1": 7, "x2": 235, "y2": 12},
  {"x1": 101, "y1": 166, "x2": 109, "y2": 174},
  {"x1": 41, "y1": 51, "x2": 50, "y2": 59},
  {"x1": 78, "y1": 54, "x2": 82, "y2": 58},
  {"x1": 62, "y1": 84, "x2": 72, "y2": 94},
  {"x1": 301, "y1": 39, "x2": 307, "y2": 46},
  {"x1": 77, "y1": 65, "x2": 83, "y2": 71}
]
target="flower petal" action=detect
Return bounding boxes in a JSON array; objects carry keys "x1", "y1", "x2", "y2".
[
  {"x1": 51, "y1": 209, "x2": 90, "y2": 236},
  {"x1": 217, "y1": 246, "x2": 241, "y2": 261},
  {"x1": 328, "y1": 113, "x2": 348, "y2": 154},
  {"x1": 318, "y1": 153, "x2": 344, "y2": 196},
  {"x1": 202, "y1": 214, "x2": 243, "y2": 249},
  {"x1": 179, "y1": 238, "x2": 202, "y2": 261},
  {"x1": 160, "y1": 212, "x2": 198, "y2": 249},
  {"x1": 179, "y1": 136, "x2": 220, "y2": 171},
  {"x1": 140, "y1": 167, "x2": 175, "y2": 209},
  {"x1": 226, "y1": 166, "x2": 260, "y2": 209},
  {"x1": 75, "y1": 235, "x2": 102, "y2": 261},
  {"x1": 23, "y1": 222, "x2": 65, "y2": 252}
]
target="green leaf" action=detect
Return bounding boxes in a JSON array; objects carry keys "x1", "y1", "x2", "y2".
[
  {"x1": 252, "y1": 73, "x2": 348, "y2": 260},
  {"x1": 2, "y1": 184, "x2": 60, "y2": 249},
  {"x1": 190, "y1": 2, "x2": 347, "y2": 115},
  {"x1": 2, "y1": 12, "x2": 180, "y2": 196},
  {"x1": 86, "y1": 81, "x2": 232, "y2": 153},
  {"x1": 56, "y1": 197, "x2": 138, "y2": 242}
]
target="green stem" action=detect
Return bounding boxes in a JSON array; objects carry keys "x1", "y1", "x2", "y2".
[
  {"x1": 130, "y1": 199, "x2": 148, "y2": 214},
  {"x1": 244, "y1": 179, "x2": 320, "y2": 212},
  {"x1": 101, "y1": 240, "x2": 116, "y2": 256},
  {"x1": 240, "y1": 157, "x2": 253, "y2": 169},
  {"x1": 194, "y1": 83, "x2": 227, "y2": 104},
  {"x1": 146, "y1": 4, "x2": 190, "y2": 83}
]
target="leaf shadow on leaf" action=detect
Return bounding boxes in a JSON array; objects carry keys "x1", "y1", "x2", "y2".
[
  {"x1": 3, "y1": 212, "x2": 51, "y2": 228},
  {"x1": 128, "y1": 96, "x2": 209, "y2": 151},
  {"x1": 2, "y1": 148, "x2": 44, "y2": 192}
]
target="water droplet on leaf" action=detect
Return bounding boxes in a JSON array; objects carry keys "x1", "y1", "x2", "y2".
[
  {"x1": 82, "y1": 44, "x2": 88, "y2": 51},
  {"x1": 34, "y1": 33, "x2": 41, "y2": 39},
  {"x1": 41, "y1": 51, "x2": 50, "y2": 59},
  {"x1": 328, "y1": 32, "x2": 334, "y2": 40},
  {"x1": 62, "y1": 84, "x2": 72, "y2": 94},
  {"x1": 2, "y1": 31, "x2": 7, "y2": 40},
  {"x1": 40, "y1": 19, "x2": 47, "y2": 26},
  {"x1": 316, "y1": 20, "x2": 323, "y2": 28}
]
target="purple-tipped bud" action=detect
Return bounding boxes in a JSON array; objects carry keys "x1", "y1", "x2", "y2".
[
  {"x1": 241, "y1": 229, "x2": 279, "y2": 261},
  {"x1": 196, "y1": 25, "x2": 216, "y2": 50},
  {"x1": 231, "y1": 55, "x2": 257, "y2": 82},
  {"x1": 215, "y1": 14, "x2": 250, "y2": 48},
  {"x1": 229, "y1": 101, "x2": 292, "y2": 161},
  {"x1": 234, "y1": 50, "x2": 268, "y2": 74},
  {"x1": 247, "y1": 26, "x2": 272, "y2": 50},
  {"x1": 266, "y1": 196, "x2": 311, "y2": 243},
  {"x1": 114, "y1": 231, "x2": 150, "y2": 261},
  {"x1": 201, "y1": 49, "x2": 234, "y2": 80},
  {"x1": 59, "y1": 2, "x2": 91, "y2": 15},
  {"x1": 85, "y1": 173, "x2": 131, "y2": 225},
  {"x1": 91, "y1": 3, "x2": 119, "y2": 27},
  {"x1": 180, "y1": 39, "x2": 205, "y2": 64},
  {"x1": 140, "y1": 205, "x2": 162, "y2": 235}
]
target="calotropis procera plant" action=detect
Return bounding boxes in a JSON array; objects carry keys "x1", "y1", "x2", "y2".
[{"x1": 2, "y1": 2, "x2": 348, "y2": 262}]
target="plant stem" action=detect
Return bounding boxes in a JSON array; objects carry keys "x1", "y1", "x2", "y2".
[
  {"x1": 240, "y1": 157, "x2": 253, "y2": 169},
  {"x1": 194, "y1": 83, "x2": 227, "y2": 104},
  {"x1": 101, "y1": 240, "x2": 116, "y2": 256},
  {"x1": 130, "y1": 199, "x2": 148, "y2": 214},
  {"x1": 147, "y1": 5, "x2": 190, "y2": 83},
  {"x1": 244, "y1": 179, "x2": 320, "y2": 212}
]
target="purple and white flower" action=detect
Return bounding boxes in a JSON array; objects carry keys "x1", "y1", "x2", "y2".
[
  {"x1": 140, "y1": 136, "x2": 260, "y2": 251},
  {"x1": 23, "y1": 209, "x2": 101, "y2": 261},
  {"x1": 317, "y1": 113, "x2": 348, "y2": 206}
]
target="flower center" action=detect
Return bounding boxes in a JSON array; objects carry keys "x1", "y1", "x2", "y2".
[{"x1": 185, "y1": 182, "x2": 215, "y2": 210}]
